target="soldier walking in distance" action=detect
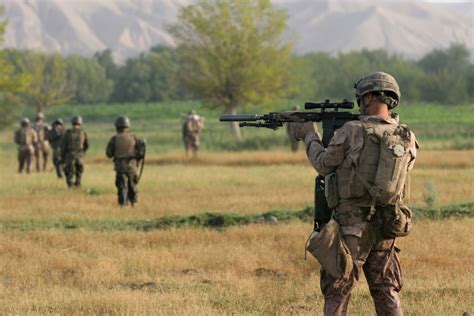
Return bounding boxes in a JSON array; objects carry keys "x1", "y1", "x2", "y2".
[
  {"x1": 14, "y1": 118, "x2": 38, "y2": 174},
  {"x1": 61, "y1": 116, "x2": 88, "y2": 188},
  {"x1": 33, "y1": 112, "x2": 51, "y2": 172},
  {"x1": 48, "y1": 118, "x2": 65, "y2": 178},
  {"x1": 106, "y1": 116, "x2": 145, "y2": 207},
  {"x1": 292, "y1": 72, "x2": 418, "y2": 315},
  {"x1": 182, "y1": 110, "x2": 204, "y2": 158},
  {"x1": 286, "y1": 105, "x2": 301, "y2": 152}
]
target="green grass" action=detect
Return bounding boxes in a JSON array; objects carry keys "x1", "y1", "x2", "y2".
[
  {"x1": 2, "y1": 101, "x2": 473, "y2": 159},
  {"x1": 1, "y1": 203, "x2": 471, "y2": 233}
]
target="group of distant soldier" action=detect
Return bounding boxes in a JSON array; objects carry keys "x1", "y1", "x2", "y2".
[
  {"x1": 14, "y1": 114, "x2": 88, "y2": 187},
  {"x1": 13, "y1": 110, "x2": 205, "y2": 207}
]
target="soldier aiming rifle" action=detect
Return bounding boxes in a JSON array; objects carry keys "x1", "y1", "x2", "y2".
[{"x1": 220, "y1": 72, "x2": 418, "y2": 316}]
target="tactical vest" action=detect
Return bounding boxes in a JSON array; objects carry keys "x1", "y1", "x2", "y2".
[
  {"x1": 48, "y1": 125, "x2": 64, "y2": 144},
  {"x1": 67, "y1": 128, "x2": 86, "y2": 153},
  {"x1": 114, "y1": 133, "x2": 137, "y2": 159}
]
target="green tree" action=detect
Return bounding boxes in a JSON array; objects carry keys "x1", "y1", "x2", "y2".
[
  {"x1": 0, "y1": 7, "x2": 29, "y2": 127},
  {"x1": 6, "y1": 50, "x2": 71, "y2": 112},
  {"x1": 418, "y1": 44, "x2": 471, "y2": 104},
  {"x1": 170, "y1": 0, "x2": 293, "y2": 138},
  {"x1": 111, "y1": 46, "x2": 183, "y2": 103},
  {"x1": 94, "y1": 49, "x2": 118, "y2": 80},
  {"x1": 66, "y1": 55, "x2": 113, "y2": 103}
]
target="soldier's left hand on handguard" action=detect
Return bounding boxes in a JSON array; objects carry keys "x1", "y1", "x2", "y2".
[{"x1": 291, "y1": 122, "x2": 316, "y2": 141}]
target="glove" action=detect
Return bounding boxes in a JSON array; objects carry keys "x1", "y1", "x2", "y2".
[{"x1": 290, "y1": 122, "x2": 316, "y2": 141}]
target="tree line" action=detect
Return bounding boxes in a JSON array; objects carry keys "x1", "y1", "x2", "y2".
[
  {"x1": 4, "y1": 43, "x2": 472, "y2": 108},
  {"x1": 0, "y1": 0, "x2": 472, "y2": 130}
]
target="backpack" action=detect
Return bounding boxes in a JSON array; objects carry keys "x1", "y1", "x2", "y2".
[
  {"x1": 16, "y1": 128, "x2": 32, "y2": 146},
  {"x1": 355, "y1": 121, "x2": 416, "y2": 237}
]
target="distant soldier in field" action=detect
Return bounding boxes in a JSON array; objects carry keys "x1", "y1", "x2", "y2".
[
  {"x1": 14, "y1": 117, "x2": 38, "y2": 174},
  {"x1": 106, "y1": 116, "x2": 146, "y2": 207},
  {"x1": 48, "y1": 118, "x2": 65, "y2": 178},
  {"x1": 182, "y1": 110, "x2": 204, "y2": 158},
  {"x1": 61, "y1": 116, "x2": 88, "y2": 188},
  {"x1": 33, "y1": 112, "x2": 51, "y2": 172},
  {"x1": 286, "y1": 105, "x2": 301, "y2": 152}
]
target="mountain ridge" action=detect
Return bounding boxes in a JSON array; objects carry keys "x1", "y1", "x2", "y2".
[{"x1": 1, "y1": 0, "x2": 472, "y2": 63}]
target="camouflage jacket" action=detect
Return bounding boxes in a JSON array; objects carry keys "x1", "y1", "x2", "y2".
[
  {"x1": 106, "y1": 131, "x2": 140, "y2": 172},
  {"x1": 61, "y1": 127, "x2": 88, "y2": 158}
]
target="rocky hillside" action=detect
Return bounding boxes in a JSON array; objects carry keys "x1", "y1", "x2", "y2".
[{"x1": 1, "y1": 0, "x2": 472, "y2": 62}]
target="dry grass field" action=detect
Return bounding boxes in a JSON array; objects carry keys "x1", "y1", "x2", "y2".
[{"x1": 0, "y1": 149, "x2": 473, "y2": 314}]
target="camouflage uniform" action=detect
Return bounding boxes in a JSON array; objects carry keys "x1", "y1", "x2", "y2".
[
  {"x1": 182, "y1": 111, "x2": 204, "y2": 158},
  {"x1": 296, "y1": 72, "x2": 418, "y2": 315},
  {"x1": 48, "y1": 119, "x2": 65, "y2": 178},
  {"x1": 106, "y1": 116, "x2": 143, "y2": 206},
  {"x1": 286, "y1": 105, "x2": 301, "y2": 152},
  {"x1": 61, "y1": 117, "x2": 88, "y2": 188},
  {"x1": 33, "y1": 113, "x2": 51, "y2": 172},
  {"x1": 14, "y1": 119, "x2": 38, "y2": 174}
]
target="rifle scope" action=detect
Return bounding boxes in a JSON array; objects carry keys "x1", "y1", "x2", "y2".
[{"x1": 305, "y1": 99, "x2": 354, "y2": 111}]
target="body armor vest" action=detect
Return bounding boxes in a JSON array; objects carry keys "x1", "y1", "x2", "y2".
[
  {"x1": 114, "y1": 133, "x2": 136, "y2": 159},
  {"x1": 66, "y1": 128, "x2": 86, "y2": 153}
]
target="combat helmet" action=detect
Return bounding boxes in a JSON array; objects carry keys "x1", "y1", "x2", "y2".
[
  {"x1": 20, "y1": 117, "x2": 30, "y2": 127},
  {"x1": 71, "y1": 115, "x2": 83, "y2": 125},
  {"x1": 36, "y1": 112, "x2": 45, "y2": 120},
  {"x1": 115, "y1": 115, "x2": 130, "y2": 129},
  {"x1": 53, "y1": 118, "x2": 64, "y2": 125},
  {"x1": 354, "y1": 72, "x2": 400, "y2": 109}
]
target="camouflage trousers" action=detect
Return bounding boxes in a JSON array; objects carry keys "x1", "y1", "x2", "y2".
[
  {"x1": 18, "y1": 146, "x2": 34, "y2": 174},
  {"x1": 34, "y1": 142, "x2": 50, "y2": 172},
  {"x1": 114, "y1": 159, "x2": 138, "y2": 206},
  {"x1": 64, "y1": 155, "x2": 84, "y2": 188},
  {"x1": 51, "y1": 146, "x2": 63, "y2": 178},
  {"x1": 320, "y1": 213, "x2": 403, "y2": 316},
  {"x1": 183, "y1": 134, "x2": 200, "y2": 157}
]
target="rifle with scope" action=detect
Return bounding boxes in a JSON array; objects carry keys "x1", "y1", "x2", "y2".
[{"x1": 219, "y1": 99, "x2": 361, "y2": 230}]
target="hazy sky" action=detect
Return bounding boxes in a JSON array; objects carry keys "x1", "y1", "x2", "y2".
[{"x1": 424, "y1": 0, "x2": 473, "y2": 2}]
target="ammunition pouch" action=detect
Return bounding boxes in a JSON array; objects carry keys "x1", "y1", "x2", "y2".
[
  {"x1": 381, "y1": 204, "x2": 412, "y2": 238},
  {"x1": 306, "y1": 219, "x2": 353, "y2": 280}
]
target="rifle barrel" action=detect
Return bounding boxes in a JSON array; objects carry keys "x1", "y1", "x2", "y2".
[{"x1": 219, "y1": 114, "x2": 263, "y2": 122}]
